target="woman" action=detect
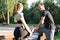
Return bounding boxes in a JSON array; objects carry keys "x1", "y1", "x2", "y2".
[{"x1": 13, "y1": 3, "x2": 32, "y2": 40}]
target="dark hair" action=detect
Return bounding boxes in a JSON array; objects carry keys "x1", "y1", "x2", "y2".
[{"x1": 39, "y1": 3, "x2": 44, "y2": 6}]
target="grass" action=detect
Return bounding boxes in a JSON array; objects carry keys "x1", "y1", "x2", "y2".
[
  {"x1": 55, "y1": 31, "x2": 60, "y2": 40},
  {"x1": 0, "y1": 23, "x2": 4, "y2": 26}
]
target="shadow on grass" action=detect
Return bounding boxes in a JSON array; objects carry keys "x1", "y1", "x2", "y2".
[{"x1": 55, "y1": 31, "x2": 60, "y2": 40}]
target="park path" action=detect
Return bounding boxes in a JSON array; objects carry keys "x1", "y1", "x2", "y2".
[
  {"x1": 0, "y1": 25, "x2": 34, "y2": 40},
  {"x1": 0, "y1": 25, "x2": 16, "y2": 40}
]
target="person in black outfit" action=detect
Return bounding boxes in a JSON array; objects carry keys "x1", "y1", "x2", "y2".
[{"x1": 34, "y1": 3, "x2": 56, "y2": 40}]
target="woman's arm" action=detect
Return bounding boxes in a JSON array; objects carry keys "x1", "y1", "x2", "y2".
[{"x1": 20, "y1": 14, "x2": 32, "y2": 34}]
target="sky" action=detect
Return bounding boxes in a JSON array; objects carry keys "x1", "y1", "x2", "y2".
[
  {"x1": 27, "y1": 0, "x2": 38, "y2": 8},
  {"x1": 27, "y1": 0, "x2": 57, "y2": 8}
]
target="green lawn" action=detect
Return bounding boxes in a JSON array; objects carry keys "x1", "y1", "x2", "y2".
[
  {"x1": 0, "y1": 23, "x2": 4, "y2": 26},
  {"x1": 0, "y1": 23, "x2": 16, "y2": 26},
  {"x1": 55, "y1": 31, "x2": 60, "y2": 40}
]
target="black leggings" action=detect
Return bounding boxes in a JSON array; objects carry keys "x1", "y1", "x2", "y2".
[
  {"x1": 14, "y1": 27, "x2": 21, "y2": 40},
  {"x1": 14, "y1": 27, "x2": 30, "y2": 40}
]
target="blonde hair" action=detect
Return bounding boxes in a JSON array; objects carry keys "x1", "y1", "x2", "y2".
[{"x1": 13, "y1": 3, "x2": 23, "y2": 13}]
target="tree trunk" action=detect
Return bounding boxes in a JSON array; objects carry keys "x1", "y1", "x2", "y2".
[
  {"x1": 2, "y1": 11, "x2": 6, "y2": 21},
  {"x1": 6, "y1": 0, "x2": 9, "y2": 24},
  {"x1": 7, "y1": 10, "x2": 9, "y2": 24}
]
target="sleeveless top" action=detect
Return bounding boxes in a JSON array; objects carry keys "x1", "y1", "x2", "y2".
[{"x1": 16, "y1": 9, "x2": 23, "y2": 24}]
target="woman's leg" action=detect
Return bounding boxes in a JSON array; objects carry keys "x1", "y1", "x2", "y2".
[{"x1": 14, "y1": 27, "x2": 21, "y2": 40}]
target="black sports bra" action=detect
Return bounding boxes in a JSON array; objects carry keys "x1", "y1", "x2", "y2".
[{"x1": 17, "y1": 20, "x2": 22, "y2": 24}]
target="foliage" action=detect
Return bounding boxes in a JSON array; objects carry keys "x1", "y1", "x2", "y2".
[
  {"x1": 44, "y1": 2, "x2": 60, "y2": 24},
  {"x1": 0, "y1": 0, "x2": 60, "y2": 24},
  {"x1": 28, "y1": 0, "x2": 60, "y2": 24},
  {"x1": 0, "y1": 0, "x2": 18, "y2": 23}
]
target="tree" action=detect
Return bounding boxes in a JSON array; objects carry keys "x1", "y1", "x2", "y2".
[
  {"x1": 29, "y1": 2, "x2": 41, "y2": 24},
  {"x1": 0, "y1": 0, "x2": 18, "y2": 24},
  {"x1": 56, "y1": 0, "x2": 60, "y2": 7},
  {"x1": 0, "y1": 0, "x2": 7, "y2": 23},
  {"x1": 6, "y1": 0, "x2": 18, "y2": 24},
  {"x1": 44, "y1": 2, "x2": 60, "y2": 24},
  {"x1": 29, "y1": 0, "x2": 60, "y2": 24}
]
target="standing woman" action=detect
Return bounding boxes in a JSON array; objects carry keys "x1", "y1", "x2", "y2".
[{"x1": 13, "y1": 3, "x2": 32, "y2": 40}]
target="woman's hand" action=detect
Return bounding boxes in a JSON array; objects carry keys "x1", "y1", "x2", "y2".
[{"x1": 33, "y1": 27, "x2": 39, "y2": 33}]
